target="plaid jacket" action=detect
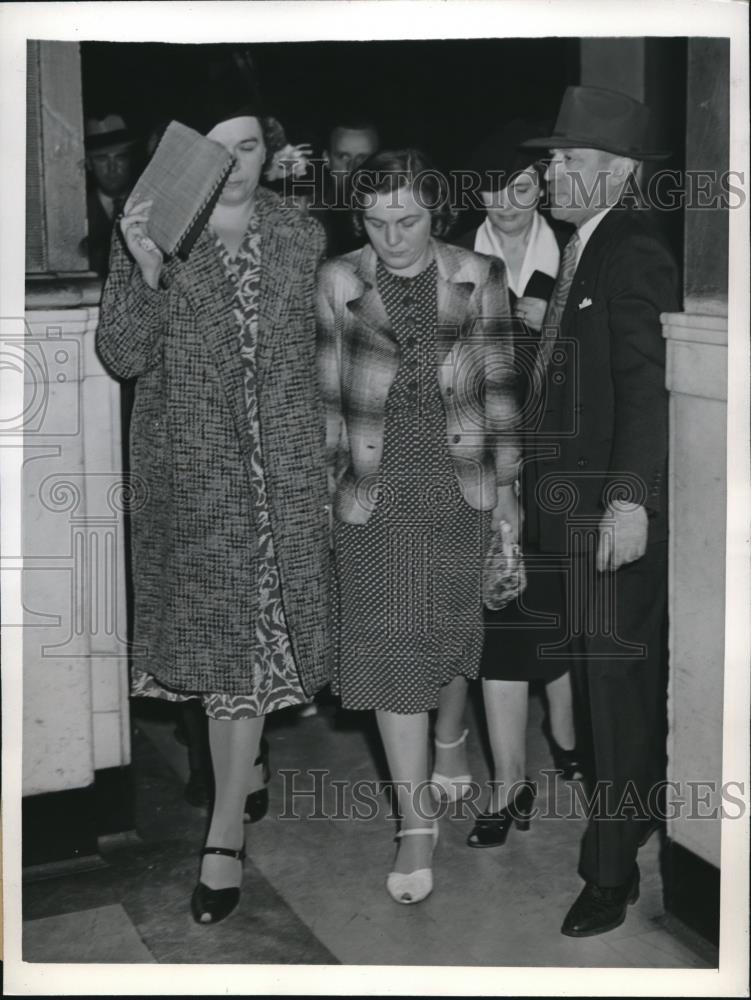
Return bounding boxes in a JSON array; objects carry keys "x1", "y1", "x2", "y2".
[
  {"x1": 96, "y1": 188, "x2": 331, "y2": 696},
  {"x1": 316, "y1": 239, "x2": 521, "y2": 525}
]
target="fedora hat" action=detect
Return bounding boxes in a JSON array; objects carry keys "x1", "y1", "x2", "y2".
[
  {"x1": 520, "y1": 86, "x2": 670, "y2": 160},
  {"x1": 85, "y1": 113, "x2": 138, "y2": 153}
]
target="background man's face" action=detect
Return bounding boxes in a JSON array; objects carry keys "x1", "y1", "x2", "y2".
[
  {"x1": 326, "y1": 127, "x2": 378, "y2": 177},
  {"x1": 545, "y1": 147, "x2": 612, "y2": 226},
  {"x1": 87, "y1": 142, "x2": 137, "y2": 197}
]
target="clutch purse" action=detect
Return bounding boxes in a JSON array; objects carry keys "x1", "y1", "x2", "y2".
[
  {"x1": 128, "y1": 121, "x2": 234, "y2": 260},
  {"x1": 483, "y1": 520, "x2": 527, "y2": 611}
]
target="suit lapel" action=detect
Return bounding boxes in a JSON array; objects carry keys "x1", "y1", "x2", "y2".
[
  {"x1": 434, "y1": 240, "x2": 475, "y2": 362},
  {"x1": 562, "y1": 207, "x2": 627, "y2": 334},
  {"x1": 345, "y1": 244, "x2": 396, "y2": 348}
]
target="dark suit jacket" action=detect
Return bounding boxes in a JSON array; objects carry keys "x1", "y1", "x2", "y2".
[
  {"x1": 82, "y1": 188, "x2": 117, "y2": 277},
  {"x1": 526, "y1": 205, "x2": 679, "y2": 554}
]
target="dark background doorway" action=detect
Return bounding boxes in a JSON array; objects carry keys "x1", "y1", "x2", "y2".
[
  {"x1": 79, "y1": 37, "x2": 686, "y2": 261},
  {"x1": 80, "y1": 38, "x2": 580, "y2": 168}
]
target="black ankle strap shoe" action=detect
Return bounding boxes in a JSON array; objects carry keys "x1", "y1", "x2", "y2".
[{"x1": 191, "y1": 846, "x2": 246, "y2": 925}]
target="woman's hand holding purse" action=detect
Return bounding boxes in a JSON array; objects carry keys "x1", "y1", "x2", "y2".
[{"x1": 120, "y1": 198, "x2": 164, "y2": 290}]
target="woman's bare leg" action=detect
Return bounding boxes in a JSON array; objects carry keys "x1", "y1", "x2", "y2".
[
  {"x1": 545, "y1": 670, "x2": 576, "y2": 749},
  {"x1": 376, "y1": 709, "x2": 432, "y2": 874},
  {"x1": 482, "y1": 678, "x2": 528, "y2": 811},
  {"x1": 433, "y1": 675, "x2": 470, "y2": 779},
  {"x1": 200, "y1": 715, "x2": 264, "y2": 889}
]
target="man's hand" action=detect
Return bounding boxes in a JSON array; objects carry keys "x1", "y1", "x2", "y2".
[
  {"x1": 492, "y1": 482, "x2": 523, "y2": 542},
  {"x1": 597, "y1": 501, "x2": 648, "y2": 572}
]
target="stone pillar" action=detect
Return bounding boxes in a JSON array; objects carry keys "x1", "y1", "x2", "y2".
[
  {"x1": 580, "y1": 38, "x2": 646, "y2": 100},
  {"x1": 20, "y1": 297, "x2": 134, "y2": 866},
  {"x1": 659, "y1": 37, "x2": 730, "y2": 946},
  {"x1": 580, "y1": 34, "x2": 727, "y2": 946},
  {"x1": 682, "y1": 38, "x2": 730, "y2": 315}
]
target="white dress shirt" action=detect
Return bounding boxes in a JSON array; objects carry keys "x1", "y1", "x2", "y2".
[{"x1": 96, "y1": 190, "x2": 117, "y2": 221}]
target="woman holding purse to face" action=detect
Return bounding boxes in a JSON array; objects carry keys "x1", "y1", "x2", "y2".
[
  {"x1": 454, "y1": 121, "x2": 582, "y2": 849},
  {"x1": 96, "y1": 93, "x2": 330, "y2": 925},
  {"x1": 317, "y1": 149, "x2": 521, "y2": 904}
]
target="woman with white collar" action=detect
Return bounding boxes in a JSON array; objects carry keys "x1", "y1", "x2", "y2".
[
  {"x1": 455, "y1": 119, "x2": 563, "y2": 325},
  {"x1": 455, "y1": 121, "x2": 584, "y2": 849}
]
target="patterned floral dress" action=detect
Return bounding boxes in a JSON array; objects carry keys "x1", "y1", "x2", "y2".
[
  {"x1": 131, "y1": 214, "x2": 310, "y2": 719},
  {"x1": 332, "y1": 259, "x2": 492, "y2": 713}
]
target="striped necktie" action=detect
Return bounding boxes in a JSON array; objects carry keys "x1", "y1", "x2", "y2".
[{"x1": 539, "y1": 232, "x2": 580, "y2": 370}]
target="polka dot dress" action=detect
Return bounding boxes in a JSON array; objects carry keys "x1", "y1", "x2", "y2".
[{"x1": 333, "y1": 258, "x2": 491, "y2": 713}]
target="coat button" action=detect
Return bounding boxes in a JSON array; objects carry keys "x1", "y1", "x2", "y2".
[
  {"x1": 403, "y1": 295, "x2": 415, "y2": 308},
  {"x1": 152, "y1": 418, "x2": 162, "y2": 431},
  {"x1": 445, "y1": 387, "x2": 453, "y2": 396},
  {"x1": 406, "y1": 335, "x2": 417, "y2": 348},
  {"x1": 577, "y1": 457, "x2": 588, "y2": 468},
  {"x1": 453, "y1": 434, "x2": 461, "y2": 443},
  {"x1": 405, "y1": 316, "x2": 417, "y2": 330}
]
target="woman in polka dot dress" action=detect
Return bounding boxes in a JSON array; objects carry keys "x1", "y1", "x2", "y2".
[{"x1": 316, "y1": 149, "x2": 521, "y2": 904}]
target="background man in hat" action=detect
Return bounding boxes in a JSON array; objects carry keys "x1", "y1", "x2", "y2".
[
  {"x1": 306, "y1": 114, "x2": 380, "y2": 255},
  {"x1": 82, "y1": 113, "x2": 141, "y2": 276},
  {"x1": 521, "y1": 86, "x2": 679, "y2": 938}
]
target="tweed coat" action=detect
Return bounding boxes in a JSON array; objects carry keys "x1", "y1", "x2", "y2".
[
  {"x1": 527, "y1": 205, "x2": 679, "y2": 554},
  {"x1": 96, "y1": 187, "x2": 331, "y2": 696},
  {"x1": 316, "y1": 239, "x2": 521, "y2": 525}
]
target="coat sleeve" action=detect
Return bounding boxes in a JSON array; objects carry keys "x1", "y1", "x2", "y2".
[
  {"x1": 477, "y1": 257, "x2": 522, "y2": 487},
  {"x1": 315, "y1": 260, "x2": 347, "y2": 497},
  {"x1": 95, "y1": 231, "x2": 167, "y2": 379},
  {"x1": 604, "y1": 230, "x2": 678, "y2": 512}
]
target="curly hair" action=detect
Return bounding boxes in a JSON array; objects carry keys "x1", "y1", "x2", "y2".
[{"x1": 349, "y1": 148, "x2": 458, "y2": 238}]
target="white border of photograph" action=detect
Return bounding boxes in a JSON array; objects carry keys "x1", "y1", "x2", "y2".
[{"x1": 1, "y1": 1, "x2": 748, "y2": 996}]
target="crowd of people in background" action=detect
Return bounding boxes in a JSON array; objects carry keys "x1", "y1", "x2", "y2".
[{"x1": 94, "y1": 75, "x2": 677, "y2": 940}]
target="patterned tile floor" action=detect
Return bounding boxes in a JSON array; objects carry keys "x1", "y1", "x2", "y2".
[{"x1": 23, "y1": 691, "x2": 718, "y2": 970}]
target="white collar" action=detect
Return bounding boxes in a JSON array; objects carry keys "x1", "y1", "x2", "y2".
[
  {"x1": 97, "y1": 190, "x2": 116, "y2": 220},
  {"x1": 474, "y1": 212, "x2": 560, "y2": 297}
]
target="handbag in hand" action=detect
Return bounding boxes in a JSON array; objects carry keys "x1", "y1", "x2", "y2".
[{"x1": 483, "y1": 520, "x2": 527, "y2": 611}]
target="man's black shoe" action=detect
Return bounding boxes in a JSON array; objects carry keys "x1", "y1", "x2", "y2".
[{"x1": 561, "y1": 866, "x2": 640, "y2": 937}]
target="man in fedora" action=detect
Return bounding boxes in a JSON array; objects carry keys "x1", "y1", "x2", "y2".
[
  {"x1": 520, "y1": 86, "x2": 679, "y2": 937},
  {"x1": 82, "y1": 113, "x2": 141, "y2": 275}
]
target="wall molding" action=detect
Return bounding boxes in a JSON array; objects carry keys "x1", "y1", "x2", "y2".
[
  {"x1": 22, "y1": 764, "x2": 135, "y2": 870},
  {"x1": 663, "y1": 837, "x2": 721, "y2": 946}
]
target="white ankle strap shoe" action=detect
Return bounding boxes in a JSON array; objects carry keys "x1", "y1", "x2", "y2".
[
  {"x1": 386, "y1": 825, "x2": 439, "y2": 905},
  {"x1": 431, "y1": 728, "x2": 472, "y2": 803}
]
